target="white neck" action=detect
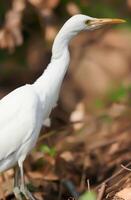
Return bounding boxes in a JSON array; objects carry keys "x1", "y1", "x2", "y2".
[
  {"x1": 32, "y1": 22, "x2": 78, "y2": 108},
  {"x1": 52, "y1": 24, "x2": 77, "y2": 59}
]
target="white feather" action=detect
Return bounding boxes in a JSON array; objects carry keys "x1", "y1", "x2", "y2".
[{"x1": 0, "y1": 84, "x2": 44, "y2": 171}]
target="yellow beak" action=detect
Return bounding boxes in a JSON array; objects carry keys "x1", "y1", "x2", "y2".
[{"x1": 90, "y1": 18, "x2": 126, "y2": 26}]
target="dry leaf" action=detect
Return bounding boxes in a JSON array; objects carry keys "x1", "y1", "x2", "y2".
[
  {"x1": 43, "y1": 172, "x2": 59, "y2": 181},
  {"x1": 115, "y1": 188, "x2": 131, "y2": 200},
  {"x1": 108, "y1": 103, "x2": 127, "y2": 118},
  {"x1": 28, "y1": 171, "x2": 45, "y2": 180},
  {"x1": 70, "y1": 102, "x2": 85, "y2": 130},
  {"x1": 60, "y1": 151, "x2": 74, "y2": 162}
]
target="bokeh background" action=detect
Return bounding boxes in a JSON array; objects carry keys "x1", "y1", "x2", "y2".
[{"x1": 0, "y1": 1, "x2": 131, "y2": 200}]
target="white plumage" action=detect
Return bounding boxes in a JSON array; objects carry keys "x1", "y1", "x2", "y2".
[
  {"x1": 0, "y1": 14, "x2": 125, "y2": 199},
  {"x1": 0, "y1": 85, "x2": 42, "y2": 171}
]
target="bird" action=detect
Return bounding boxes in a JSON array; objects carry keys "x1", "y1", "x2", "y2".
[{"x1": 0, "y1": 14, "x2": 125, "y2": 200}]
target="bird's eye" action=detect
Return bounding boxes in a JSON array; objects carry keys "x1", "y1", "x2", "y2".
[{"x1": 85, "y1": 20, "x2": 91, "y2": 25}]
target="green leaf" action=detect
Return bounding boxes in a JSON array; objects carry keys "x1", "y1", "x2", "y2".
[
  {"x1": 79, "y1": 191, "x2": 96, "y2": 200},
  {"x1": 94, "y1": 99, "x2": 105, "y2": 109},
  {"x1": 40, "y1": 144, "x2": 56, "y2": 157},
  {"x1": 107, "y1": 85, "x2": 127, "y2": 102}
]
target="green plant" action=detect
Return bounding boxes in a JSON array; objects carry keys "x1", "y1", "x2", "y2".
[
  {"x1": 40, "y1": 144, "x2": 57, "y2": 157},
  {"x1": 79, "y1": 191, "x2": 96, "y2": 200}
]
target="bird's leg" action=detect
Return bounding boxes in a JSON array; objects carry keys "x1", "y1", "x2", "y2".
[
  {"x1": 13, "y1": 165, "x2": 22, "y2": 200},
  {"x1": 18, "y1": 160, "x2": 36, "y2": 200}
]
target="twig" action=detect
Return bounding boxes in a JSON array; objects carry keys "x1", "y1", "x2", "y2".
[
  {"x1": 121, "y1": 164, "x2": 131, "y2": 172},
  {"x1": 38, "y1": 131, "x2": 57, "y2": 143},
  {"x1": 87, "y1": 179, "x2": 90, "y2": 191},
  {"x1": 96, "y1": 161, "x2": 131, "y2": 190},
  {"x1": 97, "y1": 183, "x2": 106, "y2": 200}
]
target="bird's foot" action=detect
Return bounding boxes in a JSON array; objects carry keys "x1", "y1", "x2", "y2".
[
  {"x1": 13, "y1": 186, "x2": 22, "y2": 200},
  {"x1": 20, "y1": 185, "x2": 36, "y2": 200}
]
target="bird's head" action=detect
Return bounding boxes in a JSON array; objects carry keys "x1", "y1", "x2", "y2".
[
  {"x1": 52, "y1": 14, "x2": 125, "y2": 59},
  {"x1": 63, "y1": 14, "x2": 125, "y2": 33}
]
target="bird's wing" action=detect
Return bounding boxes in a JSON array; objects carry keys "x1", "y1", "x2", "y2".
[{"x1": 0, "y1": 85, "x2": 42, "y2": 161}]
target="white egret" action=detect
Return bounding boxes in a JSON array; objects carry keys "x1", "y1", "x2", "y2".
[{"x1": 0, "y1": 14, "x2": 125, "y2": 199}]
